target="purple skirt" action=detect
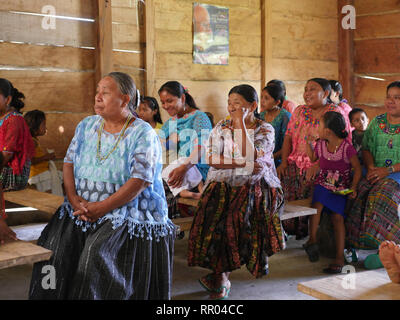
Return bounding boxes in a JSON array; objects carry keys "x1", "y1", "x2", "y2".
[{"x1": 312, "y1": 184, "x2": 347, "y2": 217}]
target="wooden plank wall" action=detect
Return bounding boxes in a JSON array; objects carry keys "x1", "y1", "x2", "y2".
[
  {"x1": 150, "y1": 0, "x2": 339, "y2": 124},
  {"x1": 353, "y1": 0, "x2": 400, "y2": 120},
  {"x1": 268, "y1": 0, "x2": 339, "y2": 107},
  {"x1": 112, "y1": 0, "x2": 146, "y2": 94},
  {"x1": 152, "y1": 0, "x2": 262, "y2": 123},
  {"x1": 0, "y1": 0, "x2": 96, "y2": 158},
  {"x1": 0, "y1": 0, "x2": 145, "y2": 159}
]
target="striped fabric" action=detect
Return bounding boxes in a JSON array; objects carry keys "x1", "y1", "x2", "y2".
[
  {"x1": 29, "y1": 211, "x2": 175, "y2": 300},
  {"x1": 346, "y1": 177, "x2": 400, "y2": 249},
  {"x1": 188, "y1": 180, "x2": 285, "y2": 278}
]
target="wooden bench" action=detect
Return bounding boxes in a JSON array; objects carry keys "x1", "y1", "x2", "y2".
[
  {"x1": 0, "y1": 240, "x2": 52, "y2": 270},
  {"x1": 4, "y1": 188, "x2": 197, "y2": 237},
  {"x1": 298, "y1": 269, "x2": 400, "y2": 300},
  {"x1": 4, "y1": 189, "x2": 64, "y2": 215},
  {"x1": 176, "y1": 197, "x2": 316, "y2": 232}
]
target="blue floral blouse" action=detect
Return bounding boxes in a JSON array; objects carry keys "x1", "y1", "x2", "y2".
[
  {"x1": 160, "y1": 110, "x2": 212, "y2": 181},
  {"x1": 62, "y1": 115, "x2": 174, "y2": 241}
]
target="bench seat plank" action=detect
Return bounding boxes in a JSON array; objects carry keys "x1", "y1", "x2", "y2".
[
  {"x1": 0, "y1": 241, "x2": 52, "y2": 270},
  {"x1": 4, "y1": 189, "x2": 64, "y2": 215},
  {"x1": 297, "y1": 269, "x2": 400, "y2": 300}
]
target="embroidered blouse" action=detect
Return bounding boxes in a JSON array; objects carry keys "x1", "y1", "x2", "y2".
[
  {"x1": 314, "y1": 139, "x2": 357, "y2": 191},
  {"x1": 63, "y1": 115, "x2": 174, "y2": 240},
  {"x1": 362, "y1": 113, "x2": 400, "y2": 169},
  {"x1": 205, "y1": 118, "x2": 281, "y2": 189},
  {"x1": 285, "y1": 104, "x2": 352, "y2": 171}
]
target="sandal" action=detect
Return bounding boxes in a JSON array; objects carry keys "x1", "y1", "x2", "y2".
[
  {"x1": 323, "y1": 264, "x2": 343, "y2": 274},
  {"x1": 210, "y1": 282, "x2": 231, "y2": 300},
  {"x1": 199, "y1": 274, "x2": 216, "y2": 293},
  {"x1": 303, "y1": 243, "x2": 319, "y2": 262}
]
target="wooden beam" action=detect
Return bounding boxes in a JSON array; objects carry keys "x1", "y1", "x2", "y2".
[
  {"x1": 338, "y1": 0, "x2": 355, "y2": 106},
  {"x1": 261, "y1": 0, "x2": 273, "y2": 91},
  {"x1": 144, "y1": 0, "x2": 156, "y2": 97},
  {"x1": 95, "y1": 0, "x2": 113, "y2": 85}
]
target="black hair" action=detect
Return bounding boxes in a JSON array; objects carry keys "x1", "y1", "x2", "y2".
[
  {"x1": 267, "y1": 79, "x2": 287, "y2": 96},
  {"x1": 24, "y1": 110, "x2": 46, "y2": 137},
  {"x1": 348, "y1": 107, "x2": 367, "y2": 123},
  {"x1": 158, "y1": 81, "x2": 199, "y2": 110},
  {"x1": 204, "y1": 112, "x2": 215, "y2": 128},
  {"x1": 141, "y1": 96, "x2": 163, "y2": 124},
  {"x1": 10, "y1": 87, "x2": 25, "y2": 113},
  {"x1": 387, "y1": 81, "x2": 400, "y2": 92},
  {"x1": 329, "y1": 80, "x2": 343, "y2": 101},
  {"x1": 262, "y1": 84, "x2": 286, "y2": 108},
  {"x1": 308, "y1": 78, "x2": 333, "y2": 104},
  {"x1": 323, "y1": 111, "x2": 348, "y2": 139},
  {"x1": 229, "y1": 84, "x2": 260, "y2": 118},
  {"x1": 0, "y1": 78, "x2": 12, "y2": 99},
  {"x1": 0, "y1": 152, "x2": 3, "y2": 171}
]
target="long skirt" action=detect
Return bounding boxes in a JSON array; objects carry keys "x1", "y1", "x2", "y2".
[
  {"x1": 345, "y1": 177, "x2": 400, "y2": 249},
  {"x1": 29, "y1": 209, "x2": 175, "y2": 300},
  {"x1": 1, "y1": 161, "x2": 31, "y2": 191},
  {"x1": 188, "y1": 179, "x2": 285, "y2": 278},
  {"x1": 280, "y1": 161, "x2": 315, "y2": 239}
]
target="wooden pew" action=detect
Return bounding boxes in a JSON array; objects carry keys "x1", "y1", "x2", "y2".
[
  {"x1": 4, "y1": 189, "x2": 64, "y2": 215},
  {"x1": 176, "y1": 197, "x2": 316, "y2": 232},
  {"x1": 0, "y1": 240, "x2": 52, "y2": 270},
  {"x1": 297, "y1": 269, "x2": 400, "y2": 300}
]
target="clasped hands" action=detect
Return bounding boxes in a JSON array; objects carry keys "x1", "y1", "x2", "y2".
[{"x1": 71, "y1": 195, "x2": 105, "y2": 223}]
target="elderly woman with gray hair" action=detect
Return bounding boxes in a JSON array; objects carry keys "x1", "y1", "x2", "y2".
[{"x1": 29, "y1": 72, "x2": 175, "y2": 300}]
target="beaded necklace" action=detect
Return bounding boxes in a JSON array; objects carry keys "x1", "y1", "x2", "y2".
[{"x1": 96, "y1": 114, "x2": 133, "y2": 163}]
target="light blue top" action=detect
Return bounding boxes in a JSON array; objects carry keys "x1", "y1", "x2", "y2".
[
  {"x1": 160, "y1": 110, "x2": 212, "y2": 181},
  {"x1": 62, "y1": 115, "x2": 174, "y2": 241}
]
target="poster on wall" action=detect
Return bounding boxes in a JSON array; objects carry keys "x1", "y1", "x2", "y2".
[{"x1": 193, "y1": 3, "x2": 229, "y2": 65}]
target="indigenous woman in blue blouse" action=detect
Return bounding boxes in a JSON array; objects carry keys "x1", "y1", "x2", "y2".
[
  {"x1": 29, "y1": 72, "x2": 175, "y2": 300},
  {"x1": 158, "y1": 81, "x2": 212, "y2": 218},
  {"x1": 260, "y1": 83, "x2": 291, "y2": 167}
]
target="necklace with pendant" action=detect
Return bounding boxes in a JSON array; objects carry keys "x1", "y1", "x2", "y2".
[
  {"x1": 96, "y1": 114, "x2": 133, "y2": 164},
  {"x1": 327, "y1": 142, "x2": 340, "y2": 161}
]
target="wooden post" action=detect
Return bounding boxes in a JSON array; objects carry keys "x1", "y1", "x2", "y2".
[
  {"x1": 261, "y1": 0, "x2": 272, "y2": 92},
  {"x1": 95, "y1": 0, "x2": 113, "y2": 85},
  {"x1": 338, "y1": 0, "x2": 355, "y2": 106},
  {"x1": 144, "y1": 0, "x2": 156, "y2": 97}
]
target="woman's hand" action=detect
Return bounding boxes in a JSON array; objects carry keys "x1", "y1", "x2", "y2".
[
  {"x1": 277, "y1": 161, "x2": 288, "y2": 180},
  {"x1": 306, "y1": 163, "x2": 320, "y2": 181},
  {"x1": 69, "y1": 195, "x2": 89, "y2": 215},
  {"x1": 168, "y1": 164, "x2": 189, "y2": 188},
  {"x1": 0, "y1": 219, "x2": 17, "y2": 244},
  {"x1": 367, "y1": 166, "x2": 389, "y2": 184},
  {"x1": 230, "y1": 107, "x2": 248, "y2": 124},
  {"x1": 73, "y1": 201, "x2": 106, "y2": 223}
]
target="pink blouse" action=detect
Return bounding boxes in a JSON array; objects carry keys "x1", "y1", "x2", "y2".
[{"x1": 285, "y1": 104, "x2": 352, "y2": 172}]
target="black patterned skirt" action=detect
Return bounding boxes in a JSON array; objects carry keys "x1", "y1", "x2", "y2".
[{"x1": 29, "y1": 208, "x2": 175, "y2": 300}]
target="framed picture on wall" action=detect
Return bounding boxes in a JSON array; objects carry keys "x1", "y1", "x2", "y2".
[{"x1": 193, "y1": 3, "x2": 229, "y2": 65}]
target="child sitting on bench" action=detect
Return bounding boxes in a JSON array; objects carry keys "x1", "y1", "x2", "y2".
[{"x1": 24, "y1": 110, "x2": 63, "y2": 196}]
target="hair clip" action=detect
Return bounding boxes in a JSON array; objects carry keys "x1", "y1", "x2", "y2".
[{"x1": 183, "y1": 86, "x2": 189, "y2": 93}]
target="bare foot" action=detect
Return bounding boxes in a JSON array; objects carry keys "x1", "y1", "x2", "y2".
[{"x1": 379, "y1": 241, "x2": 400, "y2": 283}]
